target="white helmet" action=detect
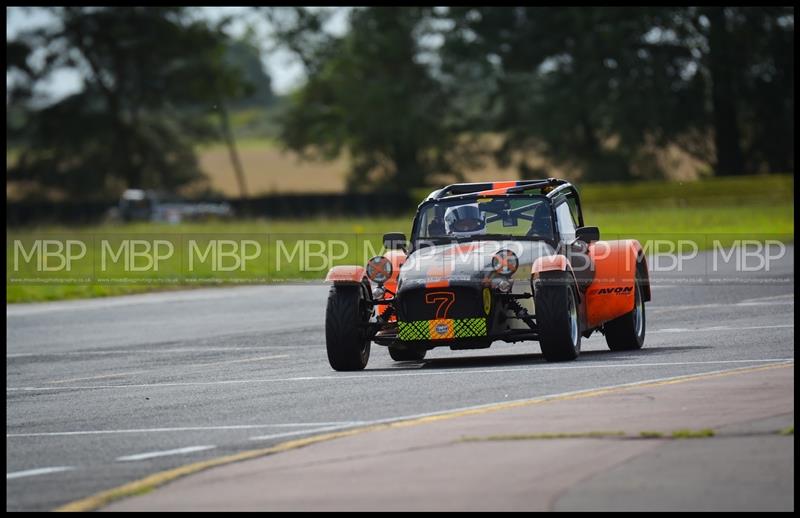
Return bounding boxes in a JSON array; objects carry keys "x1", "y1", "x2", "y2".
[{"x1": 444, "y1": 204, "x2": 486, "y2": 238}]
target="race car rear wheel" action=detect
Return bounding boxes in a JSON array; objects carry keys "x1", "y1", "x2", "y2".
[
  {"x1": 604, "y1": 276, "x2": 646, "y2": 351},
  {"x1": 388, "y1": 346, "x2": 427, "y2": 362},
  {"x1": 535, "y1": 278, "x2": 581, "y2": 362},
  {"x1": 326, "y1": 282, "x2": 371, "y2": 371}
]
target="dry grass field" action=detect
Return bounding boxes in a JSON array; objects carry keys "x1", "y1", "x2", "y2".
[
  {"x1": 198, "y1": 137, "x2": 709, "y2": 197},
  {"x1": 7, "y1": 132, "x2": 709, "y2": 199},
  {"x1": 197, "y1": 140, "x2": 349, "y2": 195},
  {"x1": 196, "y1": 139, "x2": 525, "y2": 196}
]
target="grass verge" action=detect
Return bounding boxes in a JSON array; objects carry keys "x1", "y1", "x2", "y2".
[
  {"x1": 7, "y1": 175, "x2": 793, "y2": 303},
  {"x1": 670, "y1": 428, "x2": 716, "y2": 439},
  {"x1": 461, "y1": 431, "x2": 626, "y2": 441}
]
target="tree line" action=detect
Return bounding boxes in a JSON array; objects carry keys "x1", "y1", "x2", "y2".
[{"x1": 7, "y1": 6, "x2": 794, "y2": 200}]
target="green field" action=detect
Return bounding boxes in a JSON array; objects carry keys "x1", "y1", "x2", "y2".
[{"x1": 6, "y1": 175, "x2": 793, "y2": 303}]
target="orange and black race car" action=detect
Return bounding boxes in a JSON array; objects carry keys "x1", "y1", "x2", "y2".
[{"x1": 324, "y1": 178, "x2": 651, "y2": 371}]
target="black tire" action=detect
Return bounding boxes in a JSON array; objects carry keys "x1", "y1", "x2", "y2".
[
  {"x1": 388, "y1": 346, "x2": 427, "y2": 362},
  {"x1": 535, "y1": 279, "x2": 581, "y2": 362},
  {"x1": 604, "y1": 276, "x2": 646, "y2": 351},
  {"x1": 326, "y1": 283, "x2": 371, "y2": 371}
]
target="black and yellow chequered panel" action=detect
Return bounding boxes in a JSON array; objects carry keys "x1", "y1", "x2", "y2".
[
  {"x1": 454, "y1": 317, "x2": 487, "y2": 338},
  {"x1": 397, "y1": 320, "x2": 430, "y2": 341},
  {"x1": 397, "y1": 318, "x2": 486, "y2": 341}
]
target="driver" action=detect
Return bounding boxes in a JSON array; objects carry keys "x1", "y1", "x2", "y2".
[
  {"x1": 528, "y1": 202, "x2": 553, "y2": 237},
  {"x1": 444, "y1": 204, "x2": 486, "y2": 238}
]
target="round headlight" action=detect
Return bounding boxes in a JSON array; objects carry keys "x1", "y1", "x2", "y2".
[
  {"x1": 492, "y1": 249, "x2": 519, "y2": 276},
  {"x1": 366, "y1": 256, "x2": 392, "y2": 284}
]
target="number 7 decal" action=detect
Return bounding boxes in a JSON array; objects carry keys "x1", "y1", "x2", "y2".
[{"x1": 425, "y1": 291, "x2": 455, "y2": 319}]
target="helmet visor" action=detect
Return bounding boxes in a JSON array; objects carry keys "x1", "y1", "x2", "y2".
[{"x1": 452, "y1": 218, "x2": 483, "y2": 232}]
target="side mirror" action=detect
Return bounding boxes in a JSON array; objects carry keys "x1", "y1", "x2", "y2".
[
  {"x1": 383, "y1": 232, "x2": 407, "y2": 251},
  {"x1": 575, "y1": 226, "x2": 600, "y2": 243}
]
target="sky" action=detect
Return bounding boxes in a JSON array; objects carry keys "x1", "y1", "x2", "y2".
[{"x1": 6, "y1": 6, "x2": 350, "y2": 102}]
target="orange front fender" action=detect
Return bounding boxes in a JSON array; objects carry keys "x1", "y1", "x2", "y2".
[
  {"x1": 532, "y1": 254, "x2": 569, "y2": 275},
  {"x1": 325, "y1": 265, "x2": 366, "y2": 284},
  {"x1": 531, "y1": 255, "x2": 580, "y2": 303}
]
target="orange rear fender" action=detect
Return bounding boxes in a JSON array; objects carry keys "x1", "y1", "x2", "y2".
[{"x1": 585, "y1": 239, "x2": 646, "y2": 328}]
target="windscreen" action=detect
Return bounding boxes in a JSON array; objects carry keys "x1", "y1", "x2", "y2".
[{"x1": 414, "y1": 196, "x2": 554, "y2": 241}]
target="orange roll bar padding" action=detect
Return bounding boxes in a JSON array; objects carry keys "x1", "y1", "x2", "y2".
[{"x1": 474, "y1": 180, "x2": 520, "y2": 196}]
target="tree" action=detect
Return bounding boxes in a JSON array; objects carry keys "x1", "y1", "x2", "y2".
[
  {"x1": 704, "y1": 7, "x2": 746, "y2": 175},
  {"x1": 263, "y1": 6, "x2": 792, "y2": 187},
  {"x1": 440, "y1": 6, "x2": 793, "y2": 179},
  {"x1": 214, "y1": 35, "x2": 279, "y2": 198},
  {"x1": 224, "y1": 38, "x2": 275, "y2": 109},
  {"x1": 440, "y1": 7, "x2": 707, "y2": 181},
  {"x1": 268, "y1": 7, "x2": 476, "y2": 192},
  {"x1": 692, "y1": 7, "x2": 794, "y2": 175},
  {"x1": 7, "y1": 7, "x2": 252, "y2": 199}
]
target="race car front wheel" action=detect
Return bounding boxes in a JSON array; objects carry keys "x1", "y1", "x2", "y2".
[
  {"x1": 534, "y1": 276, "x2": 581, "y2": 362},
  {"x1": 326, "y1": 282, "x2": 371, "y2": 371},
  {"x1": 604, "y1": 276, "x2": 646, "y2": 351}
]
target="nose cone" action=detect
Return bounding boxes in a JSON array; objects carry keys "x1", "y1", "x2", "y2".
[{"x1": 397, "y1": 240, "x2": 555, "y2": 291}]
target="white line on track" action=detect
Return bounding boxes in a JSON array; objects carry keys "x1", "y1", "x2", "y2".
[
  {"x1": 650, "y1": 324, "x2": 794, "y2": 334},
  {"x1": 650, "y1": 300, "x2": 793, "y2": 312},
  {"x1": 7, "y1": 359, "x2": 794, "y2": 393},
  {"x1": 44, "y1": 355, "x2": 290, "y2": 384},
  {"x1": 249, "y1": 426, "x2": 362, "y2": 441},
  {"x1": 186, "y1": 355, "x2": 290, "y2": 368},
  {"x1": 5, "y1": 286, "x2": 314, "y2": 316},
  {"x1": 7, "y1": 466, "x2": 75, "y2": 480},
  {"x1": 116, "y1": 445, "x2": 216, "y2": 462},
  {"x1": 49, "y1": 371, "x2": 150, "y2": 384},
  {"x1": 739, "y1": 294, "x2": 794, "y2": 304},
  {"x1": 7, "y1": 347, "x2": 293, "y2": 359},
  {"x1": 7, "y1": 422, "x2": 367, "y2": 438}
]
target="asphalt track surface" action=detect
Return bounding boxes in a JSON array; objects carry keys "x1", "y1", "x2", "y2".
[
  {"x1": 6, "y1": 246, "x2": 795, "y2": 511},
  {"x1": 103, "y1": 365, "x2": 793, "y2": 512}
]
